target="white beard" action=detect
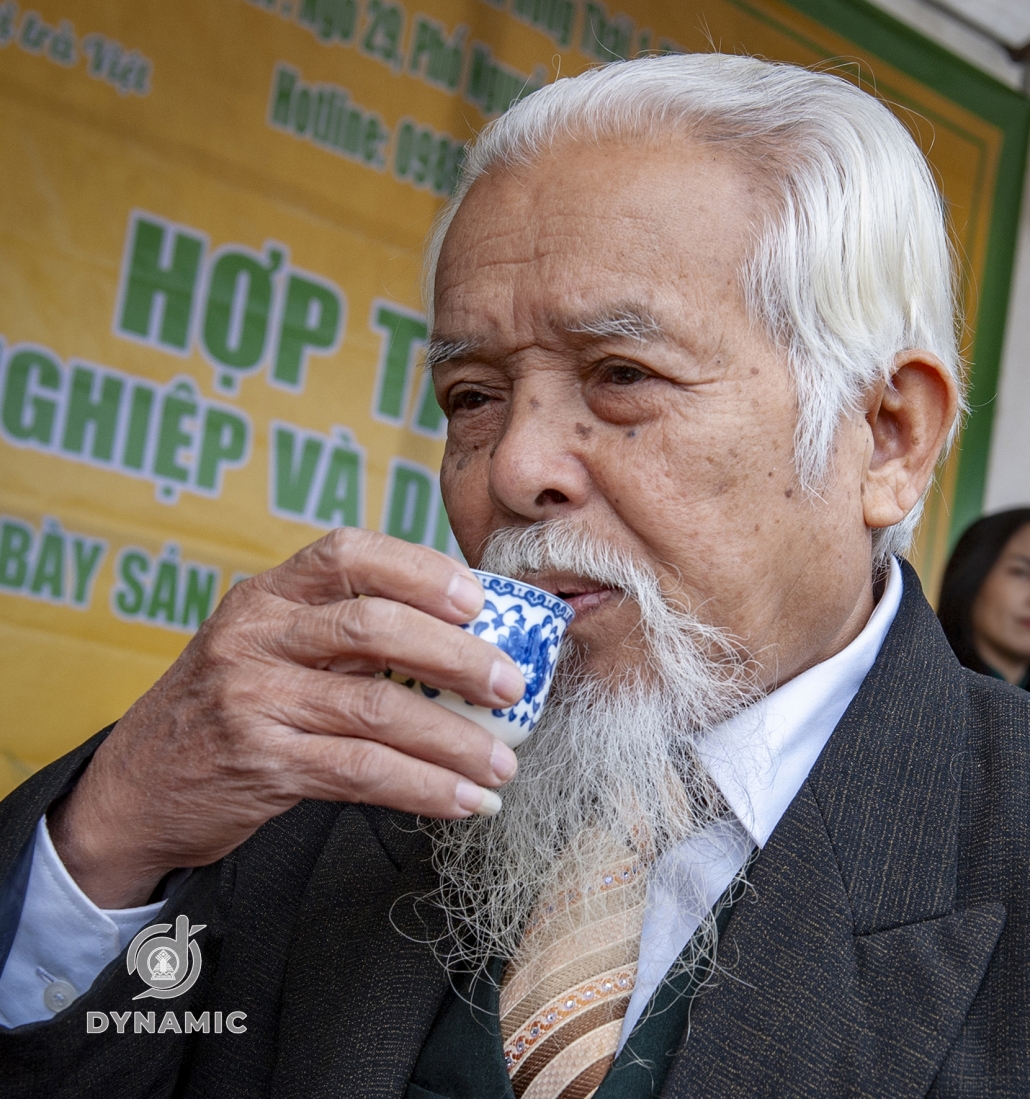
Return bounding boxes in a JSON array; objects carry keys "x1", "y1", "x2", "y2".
[{"x1": 423, "y1": 520, "x2": 762, "y2": 973}]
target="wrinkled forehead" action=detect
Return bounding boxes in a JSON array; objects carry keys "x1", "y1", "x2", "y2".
[{"x1": 432, "y1": 138, "x2": 764, "y2": 346}]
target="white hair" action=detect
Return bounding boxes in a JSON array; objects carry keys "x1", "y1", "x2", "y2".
[
  {"x1": 423, "y1": 520, "x2": 761, "y2": 973},
  {"x1": 423, "y1": 53, "x2": 966, "y2": 562}
]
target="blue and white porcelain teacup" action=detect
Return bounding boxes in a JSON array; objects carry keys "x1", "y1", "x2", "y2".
[{"x1": 384, "y1": 569, "x2": 574, "y2": 748}]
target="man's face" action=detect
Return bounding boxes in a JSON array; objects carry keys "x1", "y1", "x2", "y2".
[{"x1": 432, "y1": 139, "x2": 875, "y2": 687}]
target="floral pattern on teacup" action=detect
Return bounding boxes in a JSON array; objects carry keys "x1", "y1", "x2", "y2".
[
  {"x1": 383, "y1": 572, "x2": 573, "y2": 735},
  {"x1": 464, "y1": 572, "x2": 574, "y2": 730}
]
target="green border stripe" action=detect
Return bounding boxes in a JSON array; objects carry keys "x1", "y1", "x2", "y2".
[{"x1": 780, "y1": 0, "x2": 1030, "y2": 545}]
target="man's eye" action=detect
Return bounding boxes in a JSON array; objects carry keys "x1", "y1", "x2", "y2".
[
  {"x1": 604, "y1": 363, "x2": 648, "y2": 385},
  {"x1": 451, "y1": 389, "x2": 492, "y2": 412}
]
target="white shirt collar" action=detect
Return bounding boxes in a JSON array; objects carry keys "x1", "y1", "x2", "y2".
[
  {"x1": 619, "y1": 558, "x2": 904, "y2": 1051},
  {"x1": 698, "y1": 556, "x2": 903, "y2": 849}
]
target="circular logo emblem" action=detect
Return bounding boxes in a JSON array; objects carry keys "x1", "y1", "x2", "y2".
[{"x1": 126, "y1": 914, "x2": 206, "y2": 1001}]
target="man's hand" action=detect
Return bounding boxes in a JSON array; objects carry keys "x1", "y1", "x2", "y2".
[{"x1": 47, "y1": 530, "x2": 525, "y2": 909}]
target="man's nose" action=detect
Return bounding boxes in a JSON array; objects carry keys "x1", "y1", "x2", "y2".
[{"x1": 488, "y1": 384, "x2": 592, "y2": 521}]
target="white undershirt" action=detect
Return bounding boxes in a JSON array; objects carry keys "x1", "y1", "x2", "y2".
[{"x1": 0, "y1": 560, "x2": 902, "y2": 1036}]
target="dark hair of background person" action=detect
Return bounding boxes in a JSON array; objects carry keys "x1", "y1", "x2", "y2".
[{"x1": 938, "y1": 507, "x2": 1030, "y2": 676}]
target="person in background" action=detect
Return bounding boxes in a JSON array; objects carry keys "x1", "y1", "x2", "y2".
[{"x1": 939, "y1": 507, "x2": 1030, "y2": 688}]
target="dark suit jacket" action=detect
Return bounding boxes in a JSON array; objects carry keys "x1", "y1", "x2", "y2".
[{"x1": 0, "y1": 563, "x2": 1027, "y2": 1097}]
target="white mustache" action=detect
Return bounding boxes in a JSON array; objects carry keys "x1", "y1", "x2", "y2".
[
  {"x1": 479, "y1": 521, "x2": 648, "y2": 600},
  {"x1": 480, "y1": 520, "x2": 754, "y2": 682}
]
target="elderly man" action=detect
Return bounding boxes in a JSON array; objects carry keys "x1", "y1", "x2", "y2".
[{"x1": 0, "y1": 53, "x2": 1027, "y2": 1098}]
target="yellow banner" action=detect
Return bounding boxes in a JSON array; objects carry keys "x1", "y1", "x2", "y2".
[{"x1": 0, "y1": 0, "x2": 1009, "y2": 792}]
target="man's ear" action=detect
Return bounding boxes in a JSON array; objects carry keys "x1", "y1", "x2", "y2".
[{"x1": 862, "y1": 349, "x2": 960, "y2": 531}]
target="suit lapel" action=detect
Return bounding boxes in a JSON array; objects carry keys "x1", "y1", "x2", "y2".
[
  {"x1": 271, "y1": 806, "x2": 450, "y2": 1099},
  {"x1": 662, "y1": 565, "x2": 1005, "y2": 1098}
]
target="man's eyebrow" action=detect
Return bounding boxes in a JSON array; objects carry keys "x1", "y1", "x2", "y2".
[
  {"x1": 424, "y1": 304, "x2": 666, "y2": 372},
  {"x1": 424, "y1": 336, "x2": 480, "y2": 372},
  {"x1": 561, "y1": 303, "x2": 667, "y2": 343}
]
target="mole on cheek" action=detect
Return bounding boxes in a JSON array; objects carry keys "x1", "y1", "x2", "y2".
[
  {"x1": 784, "y1": 488, "x2": 793, "y2": 498},
  {"x1": 626, "y1": 429, "x2": 637, "y2": 439},
  {"x1": 575, "y1": 423, "x2": 592, "y2": 438},
  {"x1": 530, "y1": 398, "x2": 541, "y2": 410}
]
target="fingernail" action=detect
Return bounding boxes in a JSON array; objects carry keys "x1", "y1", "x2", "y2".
[
  {"x1": 456, "y1": 781, "x2": 503, "y2": 817},
  {"x1": 491, "y1": 740, "x2": 518, "y2": 783},
  {"x1": 490, "y1": 660, "x2": 525, "y2": 705},
  {"x1": 447, "y1": 572, "x2": 483, "y2": 617}
]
